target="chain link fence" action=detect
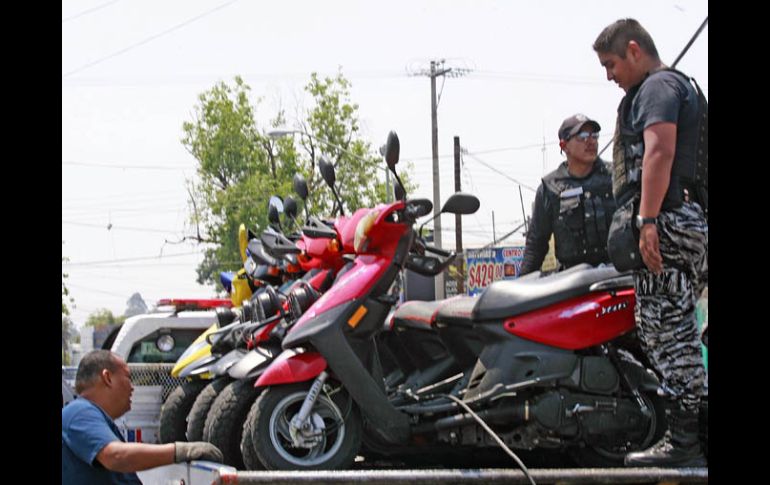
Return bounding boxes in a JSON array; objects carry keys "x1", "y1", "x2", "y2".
[{"x1": 127, "y1": 363, "x2": 188, "y2": 402}]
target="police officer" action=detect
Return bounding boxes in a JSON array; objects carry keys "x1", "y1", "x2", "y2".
[
  {"x1": 594, "y1": 19, "x2": 708, "y2": 467},
  {"x1": 520, "y1": 114, "x2": 616, "y2": 275}
]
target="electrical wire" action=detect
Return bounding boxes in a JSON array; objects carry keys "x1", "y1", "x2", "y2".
[
  {"x1": 62, "y1": 220, "x2": 179, "y2": 234},
  {"x1": 443, "y1": 394, "x2": 536, "y2": 485},
  {"x1": 62, "y1": 0, "x2": 121, "y2": 23},
  {"x1": 62, "y1": 0, "x2": 241, "y2": 79},
  {"x1": 63, "y1": 160, "x2": 193, "y2": 171},
  {"x1": 462, "y1": 153, "x2": 537, "y2": 192},
  {"x1": 64, "y1": 251, "x2": 201, "y2": 267}
]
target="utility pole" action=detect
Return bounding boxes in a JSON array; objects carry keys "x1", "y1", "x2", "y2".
[
  {"x1": 380, "y1": 143, "x2": 393, "y2": 203},
  {"x1": 492, "y1": 210, "x2": 497, "y2": 246},
  {"x1": 519, "y1": 185, "x2": 528, "y2": 234},
  {"x1": 413, "y1": 59, "x2": 471, "y2": 299},
  {"x1": 454, "y1": 136, "x2": 464, "y2": 294},
  {"x1": 430, "y1": 60, "x2": 447, "y2": 299}
]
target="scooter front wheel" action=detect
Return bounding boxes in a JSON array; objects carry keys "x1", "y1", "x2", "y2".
[{"x1": 249, "y1": 382, "x2": 361, "y2": 470}]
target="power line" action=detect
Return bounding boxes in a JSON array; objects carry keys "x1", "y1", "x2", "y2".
[
  {"x1": 462, "y1": 152, "x2": 537, "y2": 192},
  {"x1": 62, "y1": 220, "x2": 181, "y2": 234},
  {"x1": 62, "y1": 0, "x2": 241, "y2": 79},
  {"x1": 62, "y1": 207, "x2": 187, "y2": 218},
  {"x1": 64, "y1": 251, "x2": 201, "y2": 267},
  {"x1": 63, "y1": 190, "x2": 189, "y2": 203},
  {"x1": 405, "y1": 140, "x2": 557, "y2": 162},
  {"x1": 472, "y1": 70, "x2": 605, "y2": 86},
  {"x1": 62, "y1": 161, "x2": 194, "y2": 171},
  {"x1": 62, "y1": 0, "x2": 121, "y2": 23},
  {"x1": 67, "y1": 283, "x2": 134, "y2": 299},
  {"x1": 63, "y1": 139, "x2": 554, "y2": 170},
  {"x1": 62, "y1": 69, "x2": 410, "y2": 87}
]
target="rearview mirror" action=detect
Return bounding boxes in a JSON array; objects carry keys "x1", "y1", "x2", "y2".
[
  {"x1": 283, "y1": 196, "x2": 298, "y2": 221},
  {"x1": 268, "y1": 195, "x2": 284, "y2": 225},
  {"x1": 385, "y1": 131, "x2": 400, "y2": 170},
  {"x1": 440, "y1": 192, "x2": 480, "y2": 215},
  {"x1": 293, "y1": 174, "x2": 308, "y2": 200},
  {"x1": 318, "y1": 156, "x2": 335, "y2": 188}
]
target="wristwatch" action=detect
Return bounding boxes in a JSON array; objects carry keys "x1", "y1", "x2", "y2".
[{"x1": 635, "y1": 215, "x2": 657, "y2": 229}]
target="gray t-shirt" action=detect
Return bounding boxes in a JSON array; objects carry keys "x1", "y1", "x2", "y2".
[{"x1": 630, "y1": 69, "x2": 700, "y2": 209}]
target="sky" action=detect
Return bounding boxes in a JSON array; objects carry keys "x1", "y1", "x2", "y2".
[{"x1": 62, "y1": 0, "x2": 708, "y2": 328}]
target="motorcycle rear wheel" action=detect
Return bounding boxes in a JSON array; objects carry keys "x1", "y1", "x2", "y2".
[{"x1": 569, "y1": 391, "x2": 666, "y2": 467}]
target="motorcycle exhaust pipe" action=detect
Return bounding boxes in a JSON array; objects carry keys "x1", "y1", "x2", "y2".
[{"x1": 412, "y1": 401, "x2": 529, "y2": 435}]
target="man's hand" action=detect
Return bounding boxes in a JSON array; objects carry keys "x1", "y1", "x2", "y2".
[
  {"x1": 639, "y1": 224, "x2": 663, "y2": 274},
  {"x1": 174, "y1": 441, "x2": 224, "y2": 463}
]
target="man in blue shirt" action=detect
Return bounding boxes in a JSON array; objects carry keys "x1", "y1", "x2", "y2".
[{"x1": 62, "y1": 350, "x2": 223, "y2": 483}]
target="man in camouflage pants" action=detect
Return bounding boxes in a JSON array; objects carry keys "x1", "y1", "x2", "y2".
[{"x1": 594, "y1": 19, "x2": 707, "y2": 467}]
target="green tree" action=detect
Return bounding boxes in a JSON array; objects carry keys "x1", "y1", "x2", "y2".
[
  {"x1": 85, "y1": 309, "x2": 126, "y2": 329},
  {"x1": 62, "y1": 244, "x2": 74, "y2": 316},
  {"x1": 62, "y1": 315, "x2": 74, "y2": 365},
  {"x1": 62, "y1": 242, "x2": 76, "y2": 365},
  {"x1": 183, "y1": 71, "x2": 414, "y2": 288}
]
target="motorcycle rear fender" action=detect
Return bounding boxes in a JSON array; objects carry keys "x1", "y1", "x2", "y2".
[{"x1": 254, "y1": 350, "x2": 327, "y2": 388}]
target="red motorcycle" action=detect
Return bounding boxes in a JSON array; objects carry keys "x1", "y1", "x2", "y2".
[{"x1": 242, "y1": 132, "x2": 668, "y2": 470}]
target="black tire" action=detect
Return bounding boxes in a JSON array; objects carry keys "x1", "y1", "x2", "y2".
[
  {"x1": 158, "y1": 379, "x2": 207, "y2": 444},
  {"x1": 202, "y1": 379, "x2": 263, "y2": 469},
  {"x1": 569, "y1": 391, "x2": 667, "y2": 467},
  {"x1": 249, "y1": 382, "x2": 362, "y2": 470},
  {"x1": 185, "y1": 376, "x2": 231, "y2": 441},
  {"x1": 241, "y1": 399, "x2": 264, "y2": 470}
]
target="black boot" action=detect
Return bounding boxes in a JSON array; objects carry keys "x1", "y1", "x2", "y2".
[{"x1": 624, "y1": 404, "x2": 707, "y2": 467}]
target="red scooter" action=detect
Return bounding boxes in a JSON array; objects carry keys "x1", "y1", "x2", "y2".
[{"x1": 242, "y1": 132, "x2": 667, "y2": 470}]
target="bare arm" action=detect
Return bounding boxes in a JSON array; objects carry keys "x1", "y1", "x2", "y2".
[
  {"x1": 639, "y1": 122, "x2": 677, "y2": 274},
  {"x1": 640, "y1": 122, "x2": 677, "y2": 219},
  {"x1": 96, "y1": 441, "x2": 175, "y2": 473}
]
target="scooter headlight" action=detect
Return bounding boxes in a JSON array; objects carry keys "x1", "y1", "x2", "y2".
[{"x1": 354, "y1": 210, "x2": 379, "y2": 253}]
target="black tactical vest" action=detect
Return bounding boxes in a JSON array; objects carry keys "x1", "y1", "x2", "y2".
[
  {"x1": 543, "y1": 160, "x2": 616, "y2": 268},
  {"x1": 613, "y1": 68, "x2": 708, "y2": 215}
]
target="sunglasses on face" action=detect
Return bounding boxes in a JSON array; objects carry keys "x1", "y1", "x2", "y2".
[{"x1": 570, "y1": 131, "x2": 600, "y2": 141}]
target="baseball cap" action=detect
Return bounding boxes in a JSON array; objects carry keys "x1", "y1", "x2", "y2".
[{"x1": 558, "y1": 114, "x2": 601, "y2": 141}]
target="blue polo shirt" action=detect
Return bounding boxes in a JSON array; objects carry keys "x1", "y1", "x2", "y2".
[{"x1": 62, "y1": 398, "x2": 142, "y2": 484}]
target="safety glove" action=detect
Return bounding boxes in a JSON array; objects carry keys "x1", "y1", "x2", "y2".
[{"x1": 174, "y1": 441, "x2": 224, "y2": 463}]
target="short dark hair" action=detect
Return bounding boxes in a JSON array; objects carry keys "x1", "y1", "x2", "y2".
[
  {"x1": 75, "y1": 350, "x2": 118, "y2": 393},
  {"x1": 593, "y1": 18, "x2": 660, "y2": 60}
]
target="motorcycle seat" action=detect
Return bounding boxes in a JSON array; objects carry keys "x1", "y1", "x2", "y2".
[
  {"x1": 435, "y1": 295, "x2": 478, "y2": 327},
  {"x1": 392, "y1": 299, "x2": 445, "y2": 330},
  {"x1": 471, "y1": 264, "x2": 626, "y2": 321}
]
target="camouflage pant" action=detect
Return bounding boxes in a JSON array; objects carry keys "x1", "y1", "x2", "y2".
[{"x1": 633, "y1": 201, "x2": 708, "y2": 412}]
